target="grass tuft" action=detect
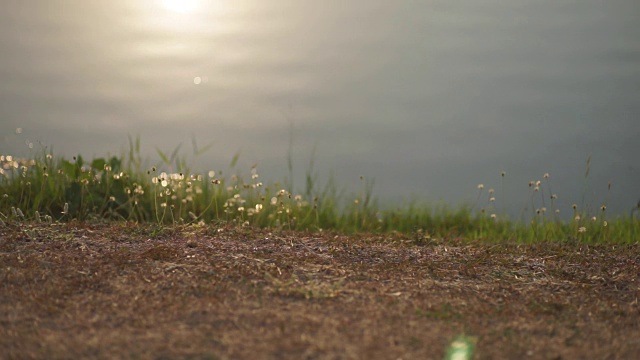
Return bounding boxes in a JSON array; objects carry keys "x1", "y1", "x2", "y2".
[{"x1": 0, "y1": 139, "x2": 637, "y2": 243}]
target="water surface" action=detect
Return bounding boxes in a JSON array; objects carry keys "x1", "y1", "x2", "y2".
[{"x1": 1, "y1": 0, "x2": 639, "y2": 217}]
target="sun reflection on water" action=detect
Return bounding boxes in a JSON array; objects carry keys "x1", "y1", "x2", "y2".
[
  {"x1": 134, "y1": 0, "x2": 234, "y2": 34},
  {"x1": 162, "y1": 0, "x2": 200, "y2": 14},
  {"x1": 124, "y1": 0, "x2": 237, "y2": 81}
]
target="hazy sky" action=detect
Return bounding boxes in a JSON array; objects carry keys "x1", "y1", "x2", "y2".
[{"x1": 1, "y1": 0, "x2": 639, "y2": 217}]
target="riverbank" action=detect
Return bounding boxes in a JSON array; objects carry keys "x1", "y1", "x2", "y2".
[{"x1": 1, "y1": 222, "x2": 638, "y2": 359}]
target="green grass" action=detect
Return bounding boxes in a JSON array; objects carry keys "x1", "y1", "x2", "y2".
[{"x1": 1, "y1": 137, "x2": 638, "y2": 243}]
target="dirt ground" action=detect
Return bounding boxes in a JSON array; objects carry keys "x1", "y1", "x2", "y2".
[{"x1": 1, "y1": 222, "x2": 638, "y2": 359}]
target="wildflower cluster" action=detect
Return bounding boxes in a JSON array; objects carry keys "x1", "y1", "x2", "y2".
[{"x1": 0, "y1": 137, "x2": 636, "y2": 243}]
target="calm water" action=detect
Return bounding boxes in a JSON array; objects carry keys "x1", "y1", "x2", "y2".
[{"x1": 1, "y1": 0, "x2": 639, "y2": 217}]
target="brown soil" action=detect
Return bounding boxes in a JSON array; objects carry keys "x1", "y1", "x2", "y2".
[{"x1": 1, "y1": 222, "x2": 638, "y2": 359}]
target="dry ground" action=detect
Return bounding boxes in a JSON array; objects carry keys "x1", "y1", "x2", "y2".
[{"x1": 1, "y1": 222, "x2": 638, "y2": 359}]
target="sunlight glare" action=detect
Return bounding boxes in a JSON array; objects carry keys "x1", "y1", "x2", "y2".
[{"x1": 162, "y1": 0, "x2": 200, "y2": 14}]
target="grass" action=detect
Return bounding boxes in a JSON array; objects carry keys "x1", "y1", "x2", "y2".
[
  {"x1": 1, "y1": 136, "x2": 639, "y2": 359},
  {"x1": 0, "y1": 135, "x2": 638, "y2": 243}
]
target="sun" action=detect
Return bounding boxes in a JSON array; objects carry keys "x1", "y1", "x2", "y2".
[{"x1": 162, "y1": 0, "x2": 200, "y2": 14}]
